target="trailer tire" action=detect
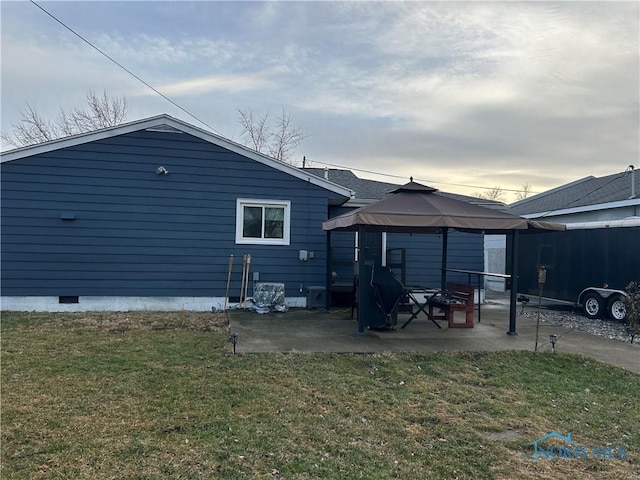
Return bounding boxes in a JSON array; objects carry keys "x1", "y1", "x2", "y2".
[
  {"x1": 583, "y1": 292, "x2": 604, "y2": 319},
  {"x1": 607, "y1": 295, "x2": 626, "y2": 322}
]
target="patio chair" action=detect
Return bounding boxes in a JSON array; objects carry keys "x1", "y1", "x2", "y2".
[{"x1": 370, "y1": 265, "x2": 408, "y2": 329}]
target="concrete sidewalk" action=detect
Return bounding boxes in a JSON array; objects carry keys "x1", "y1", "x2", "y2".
[{"x1": 228, "y1": 299, "x2": 640, "y2": 374}]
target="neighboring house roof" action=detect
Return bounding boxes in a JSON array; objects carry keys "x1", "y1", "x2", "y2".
[
  {"x1": 301, "y1": 168, "x2": 505, "y2": 209},
  {"x1": 301, "y1": 168, "x2": 398, "y2": 202},
  {"x1": 508, "y1": 170, "x2": 640, "y2": 217},
  {"x1": 0, "y1": 114, "x2": 354, "y2": 200}
]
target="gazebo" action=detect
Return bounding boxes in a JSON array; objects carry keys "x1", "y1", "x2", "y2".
[{"x1": 322, "y1": 181, "x2": 564, "y2": 334}]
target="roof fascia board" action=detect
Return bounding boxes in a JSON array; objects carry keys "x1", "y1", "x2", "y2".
[
  {"x1": 342, "y1": 199, "x2": 377, "y2": 208},
  {"x1": 522, "y1": 198, "x2": 640, "y2": 218},
  {"x1": 565, "y1": 217, "x2": 640, "y2": 229},
  {"x1": 0, "y1": 115, "x2": 353, "y2": 199},
  {"x1": 170, "y1": 118, "x2": 353, "y2": 198},
  {"x1": 0, "y1": 115, "x2": 172, "y2": 163}
]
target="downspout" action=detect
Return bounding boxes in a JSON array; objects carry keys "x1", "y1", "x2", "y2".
[
  {"x1": 325, "y1": 230, "x2": 332, "y2": 312},
  {"x1": 381, "y1": 232, "x2": 387, "y2": 266},
  {"x1": 357, "y1": 225, "x2": 366, "y2": 334}
]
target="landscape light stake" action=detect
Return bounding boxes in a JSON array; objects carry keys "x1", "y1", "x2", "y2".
[
  {"x1": 549, "y1": 334, "x2": 558, "y2": 353},
  {"x1": 229, "y1": 332, "x2": 238, "y2": 354},
  {"x1": 626, "y1": 325, "x2": 636, "y2": 344},
  {"x1": 534, "y1": 266, "x2": 546, "y2": 353}
]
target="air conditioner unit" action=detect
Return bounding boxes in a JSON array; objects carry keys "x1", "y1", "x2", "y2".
[{"x1": 306, "y1": 286, "x2": 326, "y2": 309}]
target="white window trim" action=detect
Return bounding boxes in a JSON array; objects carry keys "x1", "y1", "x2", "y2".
[{"x1": 235, "y1": 198, "x2": 291, "y2": 245}]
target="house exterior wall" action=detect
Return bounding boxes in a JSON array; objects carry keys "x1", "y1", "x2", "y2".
[
  {"x1": 386, "y1": 232, "x2": 484, "y2": 287},
  {"x1": 1, "y1": 129, "x2": 342, "y2": 310},
  {"x1": 326, "y1": 206, "x2": 358, "y2": 286}
]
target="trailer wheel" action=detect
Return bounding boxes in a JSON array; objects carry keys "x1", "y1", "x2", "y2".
[
  {"x1": 583, "y1": 293, "x2": 604, "y2": 319},
  {"x1": 607, "y1": 295, "x2": 626, "y2": 322}
]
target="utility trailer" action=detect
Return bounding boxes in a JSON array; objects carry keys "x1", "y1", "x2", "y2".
[{"x1": 513, "y1": 217, "x2": 640, "y2": 321}]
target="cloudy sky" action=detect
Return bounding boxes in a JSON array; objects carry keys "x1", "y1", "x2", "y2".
[{"x1": 1, "y1": 1, "x2": 638, "y2": 201}]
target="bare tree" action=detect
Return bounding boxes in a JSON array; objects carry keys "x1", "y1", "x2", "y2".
[
  {"x1": 474, "y1": 186, "x2": 507, "y2": 203},
  {"x1": 268, "y1": 109, "x2": 306, "y2": 163},
  {"x1": 2, "y1": 89, "x2": 127, "y2": 149},
  {"x1": 237, "y1": 109, "x2": 271, "y2": 154},
  {"x1": 1, "y1": 104, "x2": 59, "y2": 147},
  {"x1": 514, "y1": 183, "x2": 533, "y2": 202},
  {"x1": 237, "y1": 108, "x2": 307, "y2": 164}
]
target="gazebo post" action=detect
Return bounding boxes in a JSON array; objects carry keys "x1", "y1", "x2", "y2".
[
  {"x1": 357, "y1": 225, "x2": 367, "y2": 334},
  {"x1": 507, "y1": 230, "x2": 520, "y2": 335},
  {"x1": 441, "y1": 228, "x2": 448, "y2": 291},
  {"x1": 325, "y1": 229, "x2": 332, "y2": 312}
]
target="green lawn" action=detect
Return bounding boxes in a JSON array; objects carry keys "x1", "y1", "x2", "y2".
[{"x1": 2, "y1": 311, "x2": 639, "y2": 479}]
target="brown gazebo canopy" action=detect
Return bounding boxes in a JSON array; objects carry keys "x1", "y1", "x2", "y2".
[
  {"x1": 322, "y1": 181, "x2": 564, "y2": 334},
  {"x1": 323, "y1": 181, "x2": 562, "y2": 233}
]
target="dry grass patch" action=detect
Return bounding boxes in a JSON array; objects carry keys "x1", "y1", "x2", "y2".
[{"x1": 2, "y1": 311, "x2": 228, "y2": 333}]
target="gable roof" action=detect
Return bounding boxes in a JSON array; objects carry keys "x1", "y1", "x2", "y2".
[
  {"x1": 302, "y1": 167, "x2": 506, "y2": 209},
  {"x1": 0, "y1": 114, "x2": 354, "y2": 200},
  {"x1": 509, "y1": 169, "x2": 640, "y2": 217},
  {"x1": 301, "y1": 168, "x2": 398, "y2": 202}
]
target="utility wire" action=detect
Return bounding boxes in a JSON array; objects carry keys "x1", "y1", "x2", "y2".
[
  {"x1": 309, "y1": 160, "x2": 539, "y2": 194},
  {"x1": 538, "y1": 168, "x2": 631, "y2": 218},
  {"x1": 30, "y1": 1, "x2": 574, "y2": 199},
  {"x1": 30, "y1": 0, "x2": 223, "y2": 136}
]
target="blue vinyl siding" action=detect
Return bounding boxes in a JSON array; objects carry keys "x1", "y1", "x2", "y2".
[
  {"x1": 1, "y1": 129, "x2": 341, "y2": 297},
  {"x1": 327, "y1": 206, "x2": 358, "y2": 285},
  {"x1": 386, "y1": 232, "x2": 483, "y2": 288}
]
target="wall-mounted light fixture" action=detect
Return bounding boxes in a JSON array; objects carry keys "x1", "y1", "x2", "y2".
[{"x1": 156, "y1": 166, "x2": 169, "y2": 175}]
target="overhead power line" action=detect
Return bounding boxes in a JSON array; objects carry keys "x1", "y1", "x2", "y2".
[
  {"x1": 539, "y1": 168, "x2": 632, "y2": 217},
  {"x1": 30, "y1": 1, "x2": 540, "y2": 198},
  {"x1": 30, "y1": 0, "x2": 222, "y2": 135},
  {"x1": 310, "y1": 160, "x2": 540, "y2": 194}
]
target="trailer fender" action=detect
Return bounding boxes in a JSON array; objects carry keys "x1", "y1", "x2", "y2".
[{"x1": 578, "y1": 287, "x2": 626, "y2": 304}]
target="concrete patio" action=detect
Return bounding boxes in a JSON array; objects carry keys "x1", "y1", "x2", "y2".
[{"x1": 228, "y1": 294, "x2": 640, "y2": 374}]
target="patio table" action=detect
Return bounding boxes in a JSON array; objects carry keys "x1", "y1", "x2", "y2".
[{"x1": 401, "y1": 287, "x2": 441, "y2": 329}]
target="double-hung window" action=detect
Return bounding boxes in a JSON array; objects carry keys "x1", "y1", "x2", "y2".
[{"x1": 235, "y1": 199, "x2": 291, "y2": 245}]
